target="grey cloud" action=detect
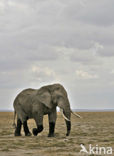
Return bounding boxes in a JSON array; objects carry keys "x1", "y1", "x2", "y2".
[
  {"x1": 70, "y1": 51, "x2": 94, "y2": 64},
  {"x1": 1, "y1": 0, "x2": 114, "y2": 54},
  {"x1": 57, "y1": 44, "x2": 103, "y2": 65},
  {"x1": 0, "y1": 0, "x2": 114, "y2": 110},
  {"x1": 63, "y1": 0, "x2": 114, "y2": 26},
  {"x1": 30, "y1": 67, "x2": 58, "y2": 84},
  {"x1": 80, "y1": 0, "x2": 114, "y2": 26},
  {"x1": 97, "y1": 46, "x2": 114, "y2": 57},
  {"x1": 0, "y1": 32, "x2": 58, "y2": 72}
]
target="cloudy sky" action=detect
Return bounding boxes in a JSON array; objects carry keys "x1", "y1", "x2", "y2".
[{"x1": 0, "y1": 0, "x2": 114, "y2": 110}]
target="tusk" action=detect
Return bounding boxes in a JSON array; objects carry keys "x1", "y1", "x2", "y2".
[
  {"x1": 60, "y1": 109, "x2": 70, "y2": 121},
  {"x1": 71, "y1": 111, "x2": 82, "y2": 118}
]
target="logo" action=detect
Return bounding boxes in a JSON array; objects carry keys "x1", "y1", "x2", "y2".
[{"x1": 80, "y1": 144, "x2": 112, "y2": 155}]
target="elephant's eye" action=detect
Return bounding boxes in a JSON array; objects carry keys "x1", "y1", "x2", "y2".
[
  {"x1": 56, "y1": 87, "x2": 60, "y2": 90},
  {"x1": 57, "y1": 96, "x2": 61, "y2": 100}
]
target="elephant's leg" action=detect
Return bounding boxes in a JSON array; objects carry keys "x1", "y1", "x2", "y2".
[
  {"x1": 32, "y1": 113, "x2": 44, "y2": 136},
  {"x1": 15, "y1": 118, "x2": 22, "y2": 136},
  {"x1": 48, "y1": 108, "x2": 57, "y2": 137},
  {"x1": 23, "y1": 120, "x2": 32, "y2": 136}
]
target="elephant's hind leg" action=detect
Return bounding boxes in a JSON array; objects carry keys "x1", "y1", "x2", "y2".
[
  {"x1": 23, "y1": 120, "x2": 32, "y2": 136},
  {"x1": 15, "y1": 118, "x2": 22, "y2": 136}
]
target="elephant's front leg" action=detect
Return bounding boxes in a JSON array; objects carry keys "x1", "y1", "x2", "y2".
[
  {"x1": 48, "y1": 108, "x2": 57, "y2": 137},
  {"x1": 32, "y1": 113, "x2": 44, "y2": 136}
]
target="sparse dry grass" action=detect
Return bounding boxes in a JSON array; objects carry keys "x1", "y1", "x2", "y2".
[{"x1": 0, "y1": 112, "x2": 114, "y2": 156}]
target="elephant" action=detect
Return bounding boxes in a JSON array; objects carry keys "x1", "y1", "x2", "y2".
[{"x1": 13, "y1": 83, "x2": 81, "y2": 137}]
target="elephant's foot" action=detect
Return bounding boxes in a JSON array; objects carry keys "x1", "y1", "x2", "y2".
[
  {"x1": 25, "y1": 132, "x2": 32, "y2": 136},
  {"x1": 48, "y1": 133, "x2": 55, "y2": 137},
  {"x1": 32, "y1": 128, "x2": 38, "y2": 136},
  {"x1": 14, "y1": 132, "x2": 21, "y2": 136},
  {"x1": 48, "y1": 122, "x2": 55, "y2": 137},
  {"x1": 32, "y1": 125, "x2": 43, "y2": 136},
  {"x1": 66, "y1": 132, "x2": 70, "y2": 136}
]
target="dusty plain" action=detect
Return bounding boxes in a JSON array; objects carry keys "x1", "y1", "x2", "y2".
[{"x1": 0, "y1": 112, "x2": 114, "y2": 156}]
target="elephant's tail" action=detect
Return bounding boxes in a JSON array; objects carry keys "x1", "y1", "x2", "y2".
[{"x1": 12, "y1": 110, "x2": 16, "y2": 129}]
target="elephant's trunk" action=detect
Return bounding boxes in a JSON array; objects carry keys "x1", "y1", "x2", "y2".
[
  {"x1": 65, "y1": 120, "x2": 71, "y2": 136},
  {"x1": 63, "y1": 109, "x2": 71, "y2": 136},
  {"x1": 60, "y1": 109, "x2": 70, "y2": 121},
  {"x1": 57, "y1": 96, "x2": 71, "y2": 136},
  {"x1": 60, "y1": 108, "x2": 71, "y2": 136}
]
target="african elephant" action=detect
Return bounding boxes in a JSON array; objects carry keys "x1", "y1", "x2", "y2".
[{"x1": 13, "y1": 83, "x2": 81, "y2": 137}]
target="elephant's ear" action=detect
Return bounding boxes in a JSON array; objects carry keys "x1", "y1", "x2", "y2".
[{"x1": 37, "y1": 90, "x2": 52, "y2": 109}]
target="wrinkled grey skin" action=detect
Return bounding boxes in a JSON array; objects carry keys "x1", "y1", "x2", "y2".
[{"x1": 13, "y1": 83, "x2": 71, "y2": 137}]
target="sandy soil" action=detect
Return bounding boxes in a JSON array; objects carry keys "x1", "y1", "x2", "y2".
[{"x1": 0, "y1": 112, "x2": 114, "y2": 156}]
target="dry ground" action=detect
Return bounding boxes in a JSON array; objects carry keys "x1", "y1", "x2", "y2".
[{"x1": 0, "y1": 112, "x2": 114, "y2": 156}]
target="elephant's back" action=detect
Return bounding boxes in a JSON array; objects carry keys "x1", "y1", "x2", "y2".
[
  {"x1": 13, "y1": 88, "x2": 37, "y2": 107},
  {"x1": 20, "y1": 88, "x2": 36, "y2": 95}
]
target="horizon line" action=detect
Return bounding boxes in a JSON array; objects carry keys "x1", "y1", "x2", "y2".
[{"x1": 0, "y1": 109, "x2": 114, "y2": 112}]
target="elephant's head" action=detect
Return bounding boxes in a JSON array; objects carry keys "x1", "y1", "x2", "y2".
[{"x1": 37, "y1": 83, "x2": 71, "y2": 136}]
